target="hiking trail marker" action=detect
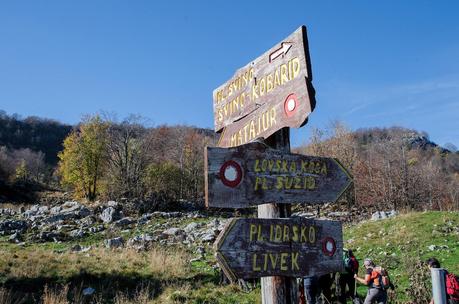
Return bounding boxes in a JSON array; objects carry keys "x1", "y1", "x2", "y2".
[
  {"x1": 215, "y1": 218, "x2": 343, "y2": 281},
  {"x1": 213, "y1": 26, "x2": 316, "y2": 147},
  {"x1": 205, "y1": 142, "x2": 353, "y2": 208},
  {"x1": 207, "y1": 25, "x2": 348, "y2": 304}
]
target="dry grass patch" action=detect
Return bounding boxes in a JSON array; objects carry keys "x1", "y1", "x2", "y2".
[
  {"x1": 42, "y1": 285, "x2": 69, "y2": 304},
  {"x1": 114, "y1": 285, "x2": 155, "y2": 304},
  {"x1": 0, "y1": 246, "x2": 191, "y2": 282}
]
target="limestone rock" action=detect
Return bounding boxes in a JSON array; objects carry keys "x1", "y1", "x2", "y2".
[
  {"x1": 105, "y1": 237, "x2": 124, "y2": 249},
  {"x1": 100, "y1": 207, "x2": 122, "y2": 223}
]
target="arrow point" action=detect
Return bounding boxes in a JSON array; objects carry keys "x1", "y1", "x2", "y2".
[{"x1": 283, "y1": 42, "x2": 293, "y2": 54}]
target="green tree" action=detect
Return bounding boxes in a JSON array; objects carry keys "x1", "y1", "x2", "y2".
[{"x1": 58, "y1": 115, "x2": 108, "y2": 201}]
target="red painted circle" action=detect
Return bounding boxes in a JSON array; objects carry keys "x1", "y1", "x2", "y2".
[
  {"x1": 219, "y1": 160, "x2": 243, "y2": 188},
  {"x1": 322, "y1": 237, "x2": 336, "y2": 257},
  {"x1": 284, "y1": 93, "x2": 299, "y2": 118}
]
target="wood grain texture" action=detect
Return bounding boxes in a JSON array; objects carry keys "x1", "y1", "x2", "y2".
[
  {"x1": 258, "y1": 128, "x2": 297, "y2": 304},
  {"x1": 214, "y1": 218, "x2": 343, "y2": 280},
  {"x1": 213, "y1": 26, "x2": 315, "y2": 134},
  {"x1": 205, "y1": 142, "x2": 353, "y2": 208}
]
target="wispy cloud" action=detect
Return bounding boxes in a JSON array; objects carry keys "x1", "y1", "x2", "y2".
[{"x1": 314, "y1": 74, "x2": 459, "y2": 146}]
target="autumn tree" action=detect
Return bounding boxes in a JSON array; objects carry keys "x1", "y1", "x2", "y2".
[
  {"x1": 301, "y1": 121, "x2": 358, "y2": 205},
  {"x1": 104, "y1": 115, "x2": 151, "y2": 199},
  {"x1": 144, "y1": 125, "x2": 215, "y2": 202},
  {"x1": 302, "y1": 121, "x2": 357, "y2": 171},
  {"x1": 145, "y1": 162, "x2": 182, "y2": 201},
  {"x1": 58, "y1": 115, "x2": 108, "y2": 201},
  {"x1": 0, "y1": 146, "x2": 47, "y2": 183}
]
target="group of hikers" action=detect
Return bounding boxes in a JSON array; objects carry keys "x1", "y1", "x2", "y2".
[{"x1": 299, "y1": 250, "x2": 459, "y2": 304}]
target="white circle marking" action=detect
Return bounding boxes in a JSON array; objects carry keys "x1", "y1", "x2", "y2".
[
  {"x1": 326, "y1": 241, "x2": 334, "y2": 252},
  {"x1": 287, "y1": 99, "x2": 296, "y2": 112},
  {"x1": 224, "y1": 165, "x2": 238, "y2": 182}
]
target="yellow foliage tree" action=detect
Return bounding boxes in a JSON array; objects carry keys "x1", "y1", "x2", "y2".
[
  {"x1": 58, "y1": 115, "x2": 108, "y2": 201},
  {"x1": 14, "y1": 160, "x2": 28, "y2": 182}
]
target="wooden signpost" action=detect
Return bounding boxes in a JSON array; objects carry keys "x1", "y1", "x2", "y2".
[
  {"x1": 213, "y1": 26, "x2": 316, "y2": 148},
  {"x1": 205, "y1": 142, "x2": 353, "y2": 208},
  {"x1": 215, "y1": 218, "x2": 343, "y2": 281},
  {"x1": 207, "y1": 25, "x2": 350, "y2": 304}
]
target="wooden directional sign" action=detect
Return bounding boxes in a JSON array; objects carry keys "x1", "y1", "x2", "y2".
[
  {"x1": 215, "y1": 218, "x2": 343, "y2": 281},
  {"x1": 213, "y1": 26, "x2": 316, "y2": 147},
  {"x1": 205, "y1": 142, "x2": 353, "y2": 208}
]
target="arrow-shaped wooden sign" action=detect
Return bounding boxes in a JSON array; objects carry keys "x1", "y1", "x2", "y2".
[
  {"x1": 215, "y1": 218, "x2": 343, "y2": 281},
  {"x1": 205, "y1": 142, "x2": 353, "y2": 208},
  {"x1": 212, "y1": 26, "x2": 315, "y2": 140}
]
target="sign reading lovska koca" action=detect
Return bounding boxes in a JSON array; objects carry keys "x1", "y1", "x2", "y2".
[{"x1": 205, "y1": 142, "x2": 353, "y2": 208}]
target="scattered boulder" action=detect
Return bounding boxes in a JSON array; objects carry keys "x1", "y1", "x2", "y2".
[
  {"x1": 200, "y1": 230, "x2": 217, "y2": 243},
  {"x1": 196, "y1": 246, "x2": 205, "y2": 256},
  {"x1": 44, "y1": 213, "x2": 78, "y2": 224},
  {"x1": 162, "y1": 227, "x2": 184, "y2": 236},
  {"x1": 50, "y1": 206, "x2": 62, "y2": 214},
  {"x1": 291, "y1": 212, "x2": 315, "y2": 218},
  {"x1": 69, "y1": 229, "x2": 85, "y2": 239},
  {"x1": 38, "y1": 231, "x2": 67, "y2": 242},
  {"x1": 113, "y1": 217, "x2": 135, "y2": 227},
  {"x1": 0, "y1": 208, "x2": 16, "y2": 216},
  {"x1": 328, "y1": 211, "x2": 349, "y2": 217},
  {"x1": 428, "y1": 245, "x2": 438, "y2": 251},
  {"x1": 127, "y1": 234, "x2": 156, "y2": 250},
  {"x1": 137, "y1": 213, "x2": 153, "y2": 225},
  {"x1": 79, "y1": 216, "x2": 96, "y2": 227},
  {"x1": 184, "y1": 222, "x2": 203, "y2": 233},
  {"x1": 61, "y1": 201, "x2": 80, "y2": 212},
  {"x1": 89, "y1": 225, "x2": 105, "y2": 233},
  {"x1": 371, "y1": 210, "x2": 398, "y2": 221},
  {"x1": 151, "y1": 211, "x2": 183, "y2": 218},
  {"x1": 107, "y1": 201, "x2": 119, "y2": 208},
  {"x1": 0, "y1": 219, "x2": 28, "y2": 235},
  {"x1": 9, "y1": 232, "x2": 23, "y2": 243},
  {"x1": 105, "y1": 237, "x2": 124, "y2": 249},
  {"x1": 100, "y1": 207, "x2": 122, "y2": 224},
  {"x1": 71, "y1": 244, "x2": 91, "y2": 253}
]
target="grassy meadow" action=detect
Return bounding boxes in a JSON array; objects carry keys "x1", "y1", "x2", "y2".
[{"x1": 0, "y1": 211, "x2": 458, "y2": 303}]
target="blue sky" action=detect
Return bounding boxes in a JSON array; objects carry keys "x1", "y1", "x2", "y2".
[{"x1": 0, "y1": 1, "x2": 458, "y2": 147}]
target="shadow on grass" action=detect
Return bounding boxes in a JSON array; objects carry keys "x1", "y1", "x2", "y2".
[{"x1": 0, "y1": 270, "x2": 219, "y2": 303}]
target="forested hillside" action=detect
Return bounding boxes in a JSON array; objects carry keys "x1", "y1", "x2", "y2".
[
  {"x1": 1, "y1": 111, "x2": 458, "y2": 213},
  {"x1": 295, "y1": 122, "x2": 459, "y2": 212},
  {"x1": 0, "y1": 111, "x2": 72, "y2": 165},
  {"x1": 0, "y1": 111, "x2": 217, "y2": 205}
]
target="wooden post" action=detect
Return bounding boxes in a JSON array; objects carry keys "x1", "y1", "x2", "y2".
[{"x1": 258, "y1": 127, "x2": 298, "y2": 304}]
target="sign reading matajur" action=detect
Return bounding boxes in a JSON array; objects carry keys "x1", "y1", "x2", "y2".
[{"x1": 213, "y1": 26, "x2": 316, "y2": 147}]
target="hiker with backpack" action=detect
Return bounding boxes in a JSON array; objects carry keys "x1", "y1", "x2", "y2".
[
  {"x1": 427, "y1": 257, "x2": 459, "y2": 304},
  {"x1": 300, "y1": 273, "x2": 334, "y2": 304},
  {"x1": 354, "y1": 258, "x2": 391, "y2": 304},
  {"x1": 338, "y1": 249, "x2": 360, "y2": 303}
]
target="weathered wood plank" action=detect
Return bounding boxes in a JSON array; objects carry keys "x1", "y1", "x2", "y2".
[
  {"x1": 205, "y1": 142, "x2": 353, "y2": 208},
  {"x1": 259, "y1": 128, "x2": 297, "y2": 304},
  {"x1": 214, "y1": 218, "x2": 343, "y2": 280},
  {"x1": 213, "y1": 26, "x2": 315, "y2": 134}
]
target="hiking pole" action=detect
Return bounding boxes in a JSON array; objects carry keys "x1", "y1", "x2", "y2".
[
  {"x1": 322, "y1": 294, "x2": 332, "y2": 304},
  {"x1": 431, "y1": 268, "x2": 447, "y2": 304},
  {"x1": 354, "y1": 279, "x2": 357, "y2": 298},
  {"x1": 353, "y1": 279, "x2": 361, "y2": 304}
]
